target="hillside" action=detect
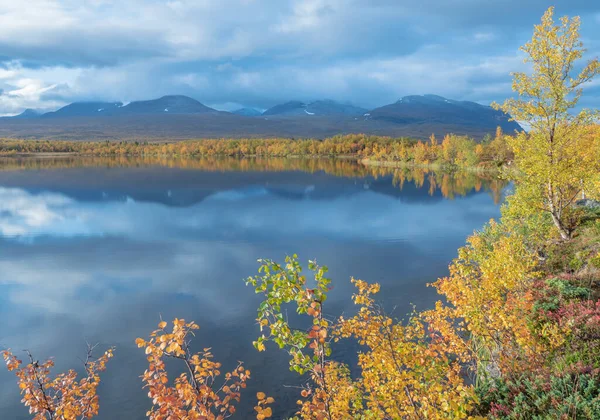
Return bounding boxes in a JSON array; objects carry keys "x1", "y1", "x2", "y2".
[
  {"x1": 34, "y1": 95, "x2": 216, "y2": 118},
  {"x1": 368, "y1": 94, "x2": 521, "y2": 133},
  {"x1": 42, "y1": 101, "x2": 124, "y2": 117},
  {"x1": 113, "y1": 95, "x2": 216, "y2": 115},
  {"x1": 0, "y1": 94, "x2": 522, "y2": 141}
]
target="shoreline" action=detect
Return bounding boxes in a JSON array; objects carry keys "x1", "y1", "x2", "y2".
[
  {"x1": 0, "y1": 152, "x2": 80, "y2": 158},
  {"x1": 0, "y1": 152, "x2": 505, "y2": 174},
  {"x1": 359, "y1": 158, "x2": 504, "y2": 173}
]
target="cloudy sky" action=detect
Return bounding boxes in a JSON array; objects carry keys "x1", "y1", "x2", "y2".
[{"x1": 0, "y1": 0, "x2": 598, "y2": 115}]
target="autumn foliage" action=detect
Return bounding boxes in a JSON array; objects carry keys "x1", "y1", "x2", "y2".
[
  {"x1": 493, "y1": 6, "x2": 600, "y2": 240},
  {"x1": 0, "y1": 131, "x2": 514, "y2": 171},
  {"x1": 1, "y1": 345, "x2": 114, "y2": 420},
  {"x1": 244, "y1": 256, "x2": 478, "y2": 419},
  {"x1": 135, "y1": 318, "x2": 272, "y2": 419}
]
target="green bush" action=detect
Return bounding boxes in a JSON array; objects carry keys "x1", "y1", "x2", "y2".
[
  {"x1": 591, "y1": 253, "x2": 600, "y2": 269},
  {"x1": 570, "y1": 255, "x2": 585, "y2": 271},
  {"x1": 545, "y1": 277, "x2": 591, "y2": 300},
  {"x1": 475, "y1": 370, "x2": 600, "y2": 419}
]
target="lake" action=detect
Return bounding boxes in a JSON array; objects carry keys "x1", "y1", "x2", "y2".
[{"x1": 0, "y1": 157, "x2": 505, "y2": 419}]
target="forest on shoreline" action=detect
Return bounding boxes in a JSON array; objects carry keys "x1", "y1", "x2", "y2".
[{"x1": 0, "y1": 127, "x2": 516, "y2": 172}]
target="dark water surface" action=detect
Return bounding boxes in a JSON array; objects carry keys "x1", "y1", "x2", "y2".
[{"x1": 0, "y1": 157, "x2": 504, "y2": 419}]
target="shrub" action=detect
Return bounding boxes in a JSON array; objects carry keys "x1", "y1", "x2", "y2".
[
  {"x1": 591, "y1": 252, "x2": 600, "y2": 269},
  {"x1": 475, "y1": 368, "x2": 600, "y2": 419}
]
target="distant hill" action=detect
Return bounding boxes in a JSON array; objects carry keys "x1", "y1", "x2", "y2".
[
  {"x1": 43, "y1": 102, "x2": 123, "y2": 117},
  {"x1": 368, "y1": 94, "x2": 520, "y2": 133},
  {"x1": 263, "y1": 100, "x2": 367, "y2": 117},
  {"x1": 115, "y1": 95, "x2": 216, "y2": 115},
  {"x1": 307, "y1": 100, "x2": 368, "y2": 117},
  {"x1": 0, "y1": 94, "x2": 522, "y2": 140},
  {"x1": 11, "y1": 109, "x2": 42, "y2": 119},
  {"x1": 39, "y1": 95, "x2": 216, "y2": 118},
  {"x1": 232, "y1": 108, "x2": 263, "y2": 117},
  {"x1": 263, "y1": 101, "x2": 306, "y2": 116}
]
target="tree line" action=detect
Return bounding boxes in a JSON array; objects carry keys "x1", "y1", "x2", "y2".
[{"x1": 0, "y1": 129, "x2": 515, "y2": 170}]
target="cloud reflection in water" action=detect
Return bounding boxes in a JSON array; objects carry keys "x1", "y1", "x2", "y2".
[{"x1": 0, "y1": 171, "x2": 501, "y2": 419}]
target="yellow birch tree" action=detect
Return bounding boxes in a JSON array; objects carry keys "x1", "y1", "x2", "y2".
[{"x1": 494, "y1": 7, "x2": 600, "y2": 240}]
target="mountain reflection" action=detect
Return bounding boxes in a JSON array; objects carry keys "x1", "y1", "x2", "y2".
[{"x1": 0, "y1": 156, "x2": 507, "y2": 203}]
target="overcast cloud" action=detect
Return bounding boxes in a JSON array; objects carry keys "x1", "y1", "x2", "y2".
[{"x1": 0, "y1": 0, "x2": 598, "y2": 115}]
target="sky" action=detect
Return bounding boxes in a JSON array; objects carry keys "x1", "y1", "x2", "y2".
[{"x1": 0, "y1": 0, "x2": 598, "y2": 115}]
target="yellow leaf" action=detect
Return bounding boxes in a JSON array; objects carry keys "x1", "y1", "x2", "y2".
[{"x1": 256, "y1": 392, "x2": 266, "y2": 401}]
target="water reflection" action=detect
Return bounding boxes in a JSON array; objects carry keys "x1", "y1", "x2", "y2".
[
  {"x1": 0, "y1": 156, "x2": 507, "y2": 203},
  {"x1": 0, "y1": 157, "x2": 504, "y2": 419}
]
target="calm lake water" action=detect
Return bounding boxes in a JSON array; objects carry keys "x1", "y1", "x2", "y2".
[{"x1": 0, "y1": 157, "x2": 505, "y2": 419}]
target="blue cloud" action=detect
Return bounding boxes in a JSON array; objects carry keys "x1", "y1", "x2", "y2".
[{"x1": 0, "y1": 0, "x2": 597, "y2": 114}]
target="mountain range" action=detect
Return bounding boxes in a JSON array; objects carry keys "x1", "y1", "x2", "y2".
[
  {"x1": 0, "y1": 94, "x2": 521, "y2": 141},
  {"x1": 40, "y1": 95, "x2": 218, "y2": 117}
]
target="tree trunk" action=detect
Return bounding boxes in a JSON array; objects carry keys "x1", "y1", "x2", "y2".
[
  {"x1": 547, "y1": 182, "x2": 571, "y2": 241},
  {"x1": 550, "y1": 210, "x2": 571, "y2": 241}
]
